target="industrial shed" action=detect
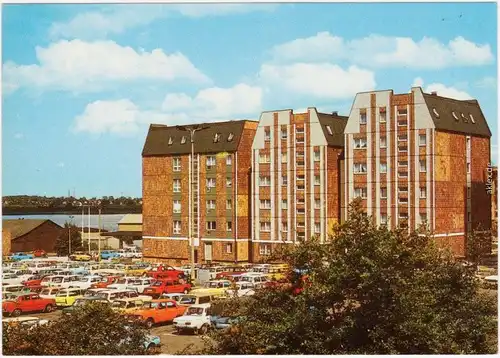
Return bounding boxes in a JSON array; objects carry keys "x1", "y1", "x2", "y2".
[{"x1": 2, "y1": 219, "x2": 64, "y2": 254}]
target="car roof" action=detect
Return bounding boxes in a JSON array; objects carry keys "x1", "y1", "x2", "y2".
[
  {"x1": 189, "y1": 303, "x2": 211, "y2": 308},
  {"x1": 151, "y1": 299, "x2": 177, "y2": 303}
]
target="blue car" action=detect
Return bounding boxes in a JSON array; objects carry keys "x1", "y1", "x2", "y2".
[
  {"x1": 10, "y1": 252, "x2": 34, "y2": 261},
  {"x1": 210, "y1": 316, "x2": 243, "y2": 329},
  {"x1": 101, "y1": 250, "x2": 120, "y2": 260},
  {"x1": 143, "y1": 334, "x2": 161, "y2": 351}
]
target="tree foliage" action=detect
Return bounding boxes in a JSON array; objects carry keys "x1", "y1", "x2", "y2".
[
  {"x1": 202, "y1": 201, "x2": 497, "y2": 354},
  {"x1": 2, "y1": 302, "x2": 153, "y2": 355},
  {"x1": 466, "y1": 227, "x2": 492, "y2": 267},
  {"x1": 54, "y1": 222, "x2": 83, "y2": 256}
]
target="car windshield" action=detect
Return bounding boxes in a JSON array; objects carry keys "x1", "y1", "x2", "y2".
[
  {"x1": 40, "y1": 289, "x2": 51, "y2": 295},
  {"x1": 142, "y1": 302, "x2": 159, "y2": 309},
  {"x1": 112, "y1": 301, "x2": 127, "y2": 308},
  {"x1": 240, "y1": 276, "x2": 252, "y2": 282},
  {"x1": 117, "y1": 278, "x2": 128, "y2": 284},
  {"x1": 179, "y1": 296, "x2": 196, "y2": 305},
  {"x1": 74, "y1": 299, "x2": 87, "y2": 306},
  {"x1": 52, "y1": 277, "x2": 63, "y2": 283},
  {"x1": 56, "y1": 291, "x2": 68, "y2": 297},
  {"x1": 78, "y1": 277, "x2": 89, "y2": 282},
  {"x1": 186, "y1": 307, "x2": 204, "y2": 316},
  {"x1": 84, "y1": 291, "x2": 97, "y2": 297},
  {"x1": 204, "y1": 282, "x2": 218, "y2": 288},
  {"x1": 152, "y1": 281, "x2": 163, "y2": 287},
  {"x1": 95, "y1": 293, "x2": 109, "y2": 299}
]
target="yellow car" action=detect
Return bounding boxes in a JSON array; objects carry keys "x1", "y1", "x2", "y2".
[
  {"x1": 55, "y1": 288, "x2": 84, "y2": 307},
  {"x1": 124, "y1": 265, "x2": 150, "y2": 277},
  {"x1": 70, "y1": 252, "x2": 91, "y2": 261},
  {"x1": 112, "y1": 298, "x2": 145, "y2": 314},
  {"x1": 189, "y1": 280, "x2": 232, "y2": 296}
]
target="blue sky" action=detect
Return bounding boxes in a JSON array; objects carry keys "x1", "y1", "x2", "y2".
[{"x1": 2, "y1": 3, "x2": 497, "y2": 197}]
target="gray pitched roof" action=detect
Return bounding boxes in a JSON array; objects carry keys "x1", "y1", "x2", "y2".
[
  {"x1": 423, "y1": 93, "x2": 491, "y2": 137},
  {"x1": 142, "y1": 120, "x2": 255, "y2": 156},
  {"x1": 317, "y1": 112, "x2": 348, "y2": 147}
]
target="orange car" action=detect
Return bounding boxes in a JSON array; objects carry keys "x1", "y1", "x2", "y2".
[
  {"x1": 90, "y1": 276, "x2": 120, "y2": 289},
  {"x1": 127, "y1": 299, "x2": 186, "y2": 328}
]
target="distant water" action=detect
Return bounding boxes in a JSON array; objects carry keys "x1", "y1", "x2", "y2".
[{"x1": 2, "y1": 214, "x2": 125, "y2": 232}]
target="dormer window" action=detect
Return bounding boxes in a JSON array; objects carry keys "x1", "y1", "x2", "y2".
[
  {"x1": 432, "y1": 108, "x2": 439, "y2": 118},
  {"x1": 452, "y1": 111, "x2": 459, "y2": 121},
  {"x1": 181, "y1": 136, "x2": 187, "y2": 144},
  {"x1": 326, "y1": 125, "x2": 333, "y2": 135},
  {"x1": 461, "y1": 113, "x2": 468, "y2": 123},
  {"x1": 227, "y1": 133, "x2": 234, "y2": 142},
  {"x1": 470, "y1": 114, "x2": 475, "y2": 123},
  {"x1": 213, "y1": 133, "x2": 221, "y2": 143},
  {"x1": 168, "y1": 137, "x2": 173, "y2": 145}
]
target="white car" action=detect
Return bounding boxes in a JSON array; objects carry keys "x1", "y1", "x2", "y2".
[
  {"x1": 125, "y1": 277, "x2": 155, "y2": 294},
  {"x1": 70, "y1": 275, "x2": 103, "y2": 290},
  {"x1": 107, "y1": 277, "x2": 143, "y2": 291},
  {"x1": 94, "y1": 289, "x2": 152, "y2": 302},
  {"x1": 117, "y1": 249, "x2": 142, "y2": 259},
  {"x1": 2, "y1": 316, "x2": 49, "y2": 329},
  {"x1": 173, "y1": 303, "x2": 212, "y2": 335},
  {"x1": 40, "y1": 275, "x2": 67, "y2": 287},
  {"x1": 238, "y1": 273, "x2": 269, "y2": 288},
  {"x1": 39, "y1": 286, "x2": 62, "y2": 299},
  {"x1": 11, "y1": 270, "x2": 33, "y2": 283},
  {"x1": 226, "y1": 282, "x2": 256, "y2": 297},
  {"x1": 2, "y1": 273, "x2": 23, "y2": 285},
  {"x1": 160, "y1": 293, "x2": 189, "y2": 302}
]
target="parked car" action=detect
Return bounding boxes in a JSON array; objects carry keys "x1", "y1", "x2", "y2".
[
  {"x1": 127, "y1": 299, "x2": 187, "y2": 328},
  {"x1": 2, "y1": 293, "x2": 56, "y2": 316},
  {"x1": 94, "y1": 289, "x2": 152, "y2": 302},
  {"x1": 146, "y1": 265, "x2": 187, "y2": 281},
  {"x1": 83, "y1": 288, "x2": 110, "y2": 298},
  {"x1": 55, "y1": 288, "x2": 85, "y2": 307},
  {"x1": 173, "y1": 303, "x2": 212, "y2": 335},
  {"x1": 39, "y1": 286, "x2": 61, "y2": 300},
  {"x1": 2, "y1": 316, "x2": 49, "y2": 329},
  {"x1": 159, "y1": 293, "x2": 190, "y2": 302},
  {"x1": 125, "y1": 265, "x2": 152, "y2": 277},
  {"x1": 100, "y1": 250, "x2": 121, "y2": 260},
  {"x1": 90, "y1": 275, "x2": 121, "y2": 289},
  {"x1": 238, "y1": 273, "x2": 269, "y2": 288},
  {"x1": 12, "y1": 270, "x2": 33, "y2": 283},
  {"x1": 211, "y1": 315, "x2": 244, "y2": 329},
  {"x1": 62, "y1": 297, "x2": 110, "y2": 315},
  {"x1": 70, "y1": 275, "x2": 103, "y2": 290},
  {"x1": 2, "y1": 273, "x2": 23, "y2": 285},
  {"x1": 143, "y1": 279, "x2": 191, "y2": 298},
  {"x1": 69, "y1": 252, "x2": 92, "y2": 261},
  {"x1": 125, "y1": 277, "x2": 156, "y2": 294},
  {"x1": 225, "y1": 282, "x2": 256, "y2": 297},
  {"x1": 111, "y1": 298, "x2": 145, "y2": 314},
  {"x1": 190, "y1": 280, "x2": 232, "y2": 296},
  {"x1": 32, "y1": 250, "x2": 47, "y2": 258},
  {"x1": 177, "y1": 293, "x2": 222, "y2": 307},
  {"x1": 107, "y1": 277, "x2": 144, "y2": 291},
  {"x1": 22, "y1": 274, "x2": 50, "y2": 287},
  {"x1": 10, "y1": 252, "x2": 34, "y2": 261},
  {"x1": 3, "y1": 284, "x2": 32, "y2": 294}
]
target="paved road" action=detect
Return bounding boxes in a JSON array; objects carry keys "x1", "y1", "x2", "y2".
[{"x1": 27, "y1": 310, "x2": 206, "y2": 354}]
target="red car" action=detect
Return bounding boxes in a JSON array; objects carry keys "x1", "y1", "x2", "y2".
[
  {"x1": 2, "y1": 293, "x2": 56, "y2": 317},
  {"x1": 90, "y1": 276, "x2": 121, "y2": 289},
  {"x1": 22, "y1": 274, "x2": 49, "y2": 287},
  {"x1": 33, "y1": 250, "x2": 47, "y2": 258},
  {"x1": 147, "y1": 265, "x2": 186, "y2": 281},
  {"x1": 143, "y1": 279, "x2": 191, "y2": 298}
]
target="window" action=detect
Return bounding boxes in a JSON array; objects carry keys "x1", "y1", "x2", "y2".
[
  {"x1": 226, "y1": 178, "x2": 232, "y2": 188},
  {"x1": 314, "y1": 175, "x2": 320, "y2": 185},
  {"x1": 260, "y1": 199, "x2": 271, "y2": 209},
  {"x1": 282, "y1": 175, "x2": 288, "y2": 186},
  {"x1": 326, "y1": 125, "x2": 333, "y2": 135},
  {"x1": 173, "y1": 179, "x2": 181, "y2": 193},
  {"x1": 399, "y1": 186, "x2": 408, "y2": 194},
  {"x1": 470, "y1": 114, "x2": 475, "y2": 123},
  {"x1": 467, "y1": 186, "x2": 471, "y2": 198},
  {"x1": 259, "y1": 244, "x2": 271, "y2": 255},
  {"x1": 399, "y1": 145, "x2": 408, "y2": 152},
  {"x1": 226, "y1": 199, "x2": 232, "y2": 210},
  {"x1": 432, "y1": 108, "x2": 439, "y2": 118},
  {"x1": 281, "y1": 153, "x2": 287, "y2": 163},
  {"x1": 297, "y1": 221, "x2": 305, "y2": 227},
  {"x1": 398, "y1": 134, "x2": 408, "y2": 142},
  {"x1": 260, "y1": 222, "x2": 271, "y2": 232},
  {"x1": 353, "y1": 163, "x2": 367, "y2": 174},
  {"x1": 398, "y1": 108, "x2": 408, "y2": 116},
  {"x1": 173, "y1": 220, "x2": 181, "y2": 234},
  {"x1": 360, "y1": 111, "x2": 367, "y2": 124},
  {"x1": 354, "y1": 187, "x2": 368, "y2": 199},
  {"x1": 380, "y1": 137, "x2": 387, "y2": 148},
  {"x1": 399, "y1": 212, "x2": 408, "y2": 219},
  {"x1": 296, "y1": 136, "x2": 304, "y2": 144},
  {"x1": 297, "y1": 174, "x2": 305, "y2": 181},
  {"x1": 467, "y1": 163, "x2": 471, "y2": 174},
  {"x1": 207, "y1": 221, "x2": 216, "y2": 231},
  {"x1": 226, "y1": 155, "x2": 232, "y2": 166},
  {"x1": 452, "y1": 111, "x2": 459, "y2": 121},
  {"x1": 206, "y1": 178, "x2": 216, "y2": 190},
  {"x1": 225, "y1": 243, "x2": 233, "y2": 253},
  {"x1": 206, "y1": 200, "x2": 216, "y2": 210},
  {"x1": 399, "y1": 160, "x2": 408, "y2": 167},
  {"x1": 281, "y1": 127, "x2": 287, "y2": 139},
  {"x1": 206, "y1": 156, "x2": 216, "y2": 168},
  {"x1": 281, "y1": 222, "x2": 288, "y2": 232},
  {"x1": 380, "y1": 187, "x2": 387, "y2": 199},
  {"x1": 314, "y1": 199, "x2": 321, "y2": 209},
  {"x1": 379, "y1": 109, "x2": 387, "y2": 123},
  {"x1": 297, "y1": 184, "x2": 305, "y2": 191},
  {"x1": 281, "y1": 199, "x2": 288, "y2": 209},
  {"x1": 297, "y1": 152, "x2": 304, "y2": 159},
  {"x1": 168, "y1": 137, "x2": 173, "y2": 145},
  {"x1": 314, "y1": 223, "x2": 321, "y2": 234},
  {"x1": 380, "y1": 163, "x2": 387, "y2": 173},
  {"x1": 399, "y1": 197, "x2": 408, "y2": 204},
  {"x1": 380, "y1": 214, "x2": 388, "y2": 225},
  {"x1": 468, "y1": 212, "x2": 472, "y2": 222},
  {"x1": 461, "y1": 113, "x2": 468, "y2": 122},
  {"x1": 296, "y1": 127, "x2": 304, "y2": 135},
  {"x1": 354, "y1": 137, "x2": 367, "y2": 149},
  {"x1": 420, "y1": 187, "x2": 426, "y2": 199},
  {"x1": 398, "y1": 171, "x2": 408, "y2": 178},
  {"x1": 398, "y1": 118, "x2": 408, "y2": 126},
  {"x1": 420, "y1": 213, "x2": 427, "y2": 223},
  {"x1": 227, "y1": 133, "x2": 234, "y2": 142},
  {"x1": 226, "y1": 221, "x2": 232, "y2": 232},
  {"x1": 173, "y1": 157, "x2": 181, "y2": 172},
  {"x1": 419, "y1": 160, "x2": 426, "y2": 172},
  {"x1": 213, "y1": 133, "x2": 221, "y2": 143},
  {"x1": 259, "y1": 176, "x2": 271, "y2": 186},
  {"x1": 419, "y1": 134, "x2": 427, "y2": 146},
  {"x1": 264, "y1": 129, "x2": 271, "y2": 141},
  {"x1": 314, "y1": 151, "x2": 320, "y2": 161},
  {"x1": 173, "y1": 200, "x2": 181, "y2": 214},
  {"x1": 259, "y1": 154, "x2": 270, "y2": 163},
  {"x1": 181, "y1": 136, "x2": 187, "y2": 144}
]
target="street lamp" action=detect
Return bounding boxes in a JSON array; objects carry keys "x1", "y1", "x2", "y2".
[
  {"x1": 176, "y1": 124, "x2": 209, "y2": 282},
  {"x1": 97, "y1": 200, "x2": 102, "y2": 262},
  {"x1": 68, "y1": 215, "x2": 75, "y2": 256}
]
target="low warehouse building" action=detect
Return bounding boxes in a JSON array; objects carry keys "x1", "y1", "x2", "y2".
[{"x1": 2, "y1": 219, "x2": 64, "y2": 253}]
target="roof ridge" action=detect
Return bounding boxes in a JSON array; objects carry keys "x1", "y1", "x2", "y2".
[{"x1": 423, "y1": 93, "x2": 479, "y2": 105}]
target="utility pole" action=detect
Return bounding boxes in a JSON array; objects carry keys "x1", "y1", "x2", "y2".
[
  {"x1": 68, "y1": 215, "x2": 74, "y2": 255},
  {"x1": 88, "y1": 205, "x2": 91, "y2": 254},
  {"x1": 98, "y1": 201, "x2": 102, "y2": 262}
]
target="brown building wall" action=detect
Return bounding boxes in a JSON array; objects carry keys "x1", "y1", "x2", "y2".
[
  {"x1": 9, "y1": 221, "x2": 63, "y2": 253},
  {"x1": 2, "y1": 229, "x2": 12, "y2": 256},
  {"x1": 470, "y1": 136, "x2": 491, "y2": 232}
]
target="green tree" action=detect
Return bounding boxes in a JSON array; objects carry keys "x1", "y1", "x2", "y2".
[
  {"x1": 202, "y1": 200, "x2": 497, "y2": 354},
  {"x1": 2, "y1": 302, "x2": 155, "y2": 355},
  {"x1": 54, "y1": 223, "x2": 83, "y2": 256},
  {"x1": 466, "y1": 227, "x2": 492, "y2": 268}
]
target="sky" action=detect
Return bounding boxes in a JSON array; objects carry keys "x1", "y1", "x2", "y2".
[{"x1": 2, "y1": 2, "x2": 498, "y2": 198}]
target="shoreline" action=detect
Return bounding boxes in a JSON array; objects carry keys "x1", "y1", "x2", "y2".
[{"x1": 2, "y1": 207, "x2": 142, "y2": 215}]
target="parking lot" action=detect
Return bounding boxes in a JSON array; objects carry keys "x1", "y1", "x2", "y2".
[{"x1": 34, "y1": 310, "x2": 206, "y2": 354}]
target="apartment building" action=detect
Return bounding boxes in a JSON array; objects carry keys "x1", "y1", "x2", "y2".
[
  {"x1": 141, "y1": 120, "x2": 258, "y2": 265},
  {"x1": 250, "y1": 108, "x2": 347, "y2": 261},
  {"x1": 343, "y1": 87, "x2": 492, "y2": 257}
]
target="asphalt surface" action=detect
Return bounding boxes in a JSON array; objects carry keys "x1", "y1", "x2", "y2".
[{"x1": 24, "y1": 310, "x2": 206, "y2": 355}]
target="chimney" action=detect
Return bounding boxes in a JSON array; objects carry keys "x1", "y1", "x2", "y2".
[
  {"x1": 332, "y1": 111, "x2": 338, "y2": 116},
  {"x1": 431, "y1": 91, "x2": 437, "y2": 96}
]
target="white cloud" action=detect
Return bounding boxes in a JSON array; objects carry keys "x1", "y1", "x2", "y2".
[
  {"x1": 3, "y1": 40, "x2": 210, "y2": 93},
  {"x1": 14, "y1": 133, "x2": 24, "y2": 139},
  {"x1": 162, "y1": 83, "x2": 262, "y2": 118},
  {"x1": 50, "y1": 4, "x2": 277, "y2": 40},
  {"x1": 413, "y1": 78, "x2": 473, "y2": 100},
  {"x1": 258, "y1": 63, "x2": 376, "y2": 99},
  {"x1": 271, "y1": 32, "x2": 494, "y2": 69},
  {"x1": 475, "y1": 76, "x2": 497, "y2": 89},
  {"x1": 73, "y1": 83, "x2": 262, "y2": 135}
]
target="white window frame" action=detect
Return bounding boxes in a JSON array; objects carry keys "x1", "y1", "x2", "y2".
[
  {"x1": 398, "y1": 119, "x2": 408, "y2": 126},
  {"x1": 259, "y1": 154, "x2": 271, "y2": 164},
  {"x1": 281, "y1": 199, "x2": 288, "y2": 209},
  {"x1": 281, "y1": 128, "x2": 287, "y2": 140},
  {"x1": 399, "y1": 213, "x2": 409, "y2": 220},
  {"x1": 282, "y1": 176, "x2": 287, "y2": 186},
  {"x1": 380, "y1": 163, "x2": 387, "y2": 173},
  {"x1": 326, "y1": 126, "x2": 333, "y2": 135},
  {"x1": 419, "y1": 134, "x2": 427, "y2": 147},
  {"x1": 206, "y1": 178, "x2": 216, "y2": 190},
  {"x1": 264, "y1": 130, "x2": 271, "y2": 142},
  {"x1": 207, "y1": 221, "x2": 217, "y2": 231},
  {"x1": 281, "y1": 153, "x2": 287, "y2": 163},
  {"x1": 297, "y1": 221, "x2": 305, "y2": 228},
  {"x1": 226, "y1": 155, "x2": 232, "y2": 166},
  {"x1": 380, "y1": 187, "x2": 387, "y2": 199},
  {"x1": 398, "y1": 171, "x2": 408, "y2": 178},
  {"x1": 314, "y1": 223, "x2": 321, "y2": 234},
  {"x1": 260, "y1": 199, "x2": 271, "y2": 210},
  {"x1": 420, "y1": 187, "x2": 426, "y2": 199},
  {"x1": 173, "y1": 220, "x2": 181, "y2": 234},
  {"x1": 259, "y1": 176, "x2": 271, "y2": 187},
  {"x1": 260, "y1": 222, "x2": 271, "y2": 232},
  {"x1": 467, "y1": 163, "x2": 471, "y2": 174},
  {"x1": 360, "y1": 112, "x2": 367, "y2": 124},
  {"x1": 297, "y1": 197, "x2": 305, "y2": 205},
  {"x1": 259, "y1": 244, "x2": 271, "y2": 255},
  {"x1": 281, "y1": 222, "x2": 288, "y2": 232},
  {"x1": 399, "y1": 186, "x2": 408, "y2": 194},
  {"x1": 296, "y1": 127, "x2": 305, "y2": 135},
  {"x1": 353, "y1": 163, "x2": 367, "y2": 174},
  {"x1": 173, "y1": 200, "x2": 181, "y2": 214},
  {"x1": 226, "y1": 199, "x2": 232, "y2": 210},
  {"x1": 419, "y1": 160, "x2": 426, "y2": 173},
  {"x1": 226, "y1": 221, "x2": 232, "y2": 232},
  {"x1": 398, "y1": 145, "x2": 408, "y2": 153},
  {"x1": 379, "y1": 110, "x2": 387, "y2": 123},
  {"x1": 314, "y1": 199, "x2": 321, "y2": 209},
  {"x1": 398, "y1": 196, "x2": 408, "y2": 204},
  {"x1": 398, "y1": 134, "x2": 408, "y2": 142},
  {"x1": 380, "y1": 214, "x2": 388, "y2": 225},
  {"x1": 354, "y1": 187, "x2": 368, "y2": 199},
  {"x1": 226, "y1": 178, "x2": 232, "y2": 188},
  {"x1": 397, "y1": 108, "x2": 408, "y2": 116},
  {"x1": 225, "y1": 243, "x2": 233, "y2": 253},
  {"x1": 173, "y1": 179, "x2": 181, "y2": 193},
  {"x1": 314, "y1": 175, "x2": 320, "y2": 185},
  {"x1": 420, "y1": 213, "x2": 427, "y2": 223},
  {"x1": 297, "y1": 184, "x2": 305, "y2": 191},
  {"x1": 314, "y1": 151, "x2": 320, "y2": 161},
  {"x1": 173, "y1": 157, "x2": 181, "y2": 172},
  {"x1": 206, "y1": 200, "x2": 216, "y2": 210},
  {"x1": 353, "y1": 138, "x2": 367, "y2": 149},
  {"x1": 380, "y1": 137, "x2": 387, "y2": 149},
  {"x1": 399, "y1": 160, "x2": 408, "y2": 167}
]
